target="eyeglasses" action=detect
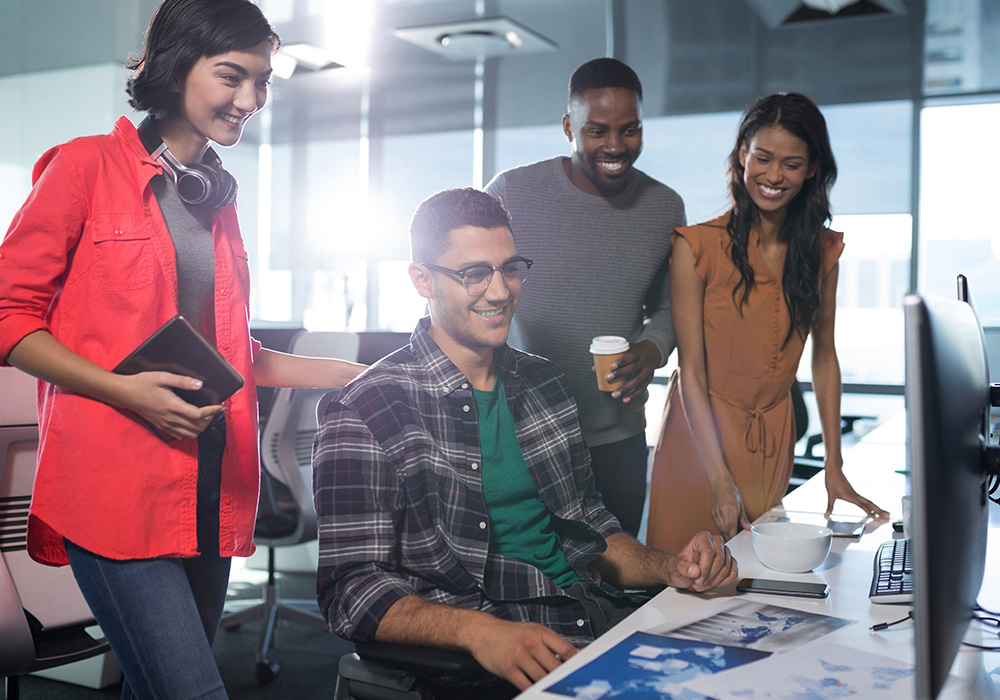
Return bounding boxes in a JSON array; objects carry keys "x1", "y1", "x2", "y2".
[{"x1": 422, "y1": 257, "x2": 533, "y2": 296}]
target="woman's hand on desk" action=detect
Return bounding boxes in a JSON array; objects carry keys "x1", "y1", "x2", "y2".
[
  {"x1": 669, "y1": 531, "x2": 739, "y2": 592},
  {"x1": 823, "y1": 462, "x2": 890, "y2": 522}
]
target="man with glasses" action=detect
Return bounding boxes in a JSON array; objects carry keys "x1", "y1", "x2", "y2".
[
  {"x1": 486, "y1": 58, "x2": 685, "y2": 537},
  {"x1": 313, "y1": 188, "x2": 736, "y2": 698}
]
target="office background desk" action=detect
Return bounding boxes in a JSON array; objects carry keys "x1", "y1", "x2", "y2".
[{"x1": 518, "y1": 414, "x2": 1000, "y2": 699}]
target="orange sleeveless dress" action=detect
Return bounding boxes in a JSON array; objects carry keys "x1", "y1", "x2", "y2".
[{"x1": 645, "y1": 213, "x2": 844, "y2": 554}]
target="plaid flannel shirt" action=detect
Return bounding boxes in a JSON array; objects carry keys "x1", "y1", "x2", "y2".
[{"x1": 313, "y1": 317, "x2": 631, "y2": 647}]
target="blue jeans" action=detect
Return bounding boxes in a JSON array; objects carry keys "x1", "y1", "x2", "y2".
[{"x1": 65, "y1": 419, "x2": 231, "y2": 700}]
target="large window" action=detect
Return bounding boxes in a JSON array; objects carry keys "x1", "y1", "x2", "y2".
[
  {"x1": 815, "y1": 101, "x2": 913, "y2": 388},
  {"x1": 493, "y1": 124, "x2": 565, "y2": 180},
  {"x1": 918, "y1": 101, "x2": 1000, "y2": 324},
  {"x1": 804, "y1": 213, "x2": 912, "y2": 388},
  {"x1": 640, "y1": 112, "x2": 738, "y2": 226},
  {"x1": 254, "y1": 138, "x2": 367, "y2": 328}
]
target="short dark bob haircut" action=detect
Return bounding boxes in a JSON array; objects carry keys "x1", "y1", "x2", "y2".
[
  {"x1": 126, "y1": 0, "x2": 280, "y2": 120},
  {"x1": 410, "y1": 188, "x2": 513, "y2": 265}
]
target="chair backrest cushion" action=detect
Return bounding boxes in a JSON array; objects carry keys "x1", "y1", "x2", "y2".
[{"x1": 258, "y1": 332, "x2": 361, "y2": 541}]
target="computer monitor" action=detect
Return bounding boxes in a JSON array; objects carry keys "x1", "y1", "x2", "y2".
[
  {"x1": 957, "y1": 274, "x2": 995, "y2": 447},
  {"x1": 958, "y1": 273, "x2": 991, "y2": 377},
  {"x1": 904, "y1": 292, "x2": 992, "y2": 699}
]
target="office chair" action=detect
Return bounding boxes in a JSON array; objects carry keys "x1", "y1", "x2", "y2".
[
  {"x1": 221, "y1": 331, "x2": 361, "y2": 685},
  {"x1": 0, "y1": 367, "x2": 110, "y2": 700},
  {"x1": 787, "y1": 379, "x2": 872, "y2": 493}
]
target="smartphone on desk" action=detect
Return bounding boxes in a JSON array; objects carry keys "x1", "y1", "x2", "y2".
[{"x1": 736, "y1": 578, "x2": 830, "y2": 599}]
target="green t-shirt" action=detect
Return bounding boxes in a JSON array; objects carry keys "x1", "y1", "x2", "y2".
[{"x1": 474, "y1": 376, "x2": 579, "y2": 588}]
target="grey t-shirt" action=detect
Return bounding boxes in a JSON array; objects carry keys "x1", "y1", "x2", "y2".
[
  {"x1": 486, "y1": 157, "x2": 685, "y2": 447},
  {"x1": 150, "y1": 173, "x2": 215, "y2": 338}
]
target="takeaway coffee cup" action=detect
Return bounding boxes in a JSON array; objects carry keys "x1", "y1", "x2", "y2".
[{"x1": 590, "y1": 336, "x2": 630, "y2": 392}]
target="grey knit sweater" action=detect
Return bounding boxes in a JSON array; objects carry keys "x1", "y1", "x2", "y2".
[{"x1": 486, "y1": 156, "x2": 686, "y2": 447}]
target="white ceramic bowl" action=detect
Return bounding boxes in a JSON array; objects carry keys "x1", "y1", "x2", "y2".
[{"x1": 751, "y1": 522, "x2": 833, "y2": 573}]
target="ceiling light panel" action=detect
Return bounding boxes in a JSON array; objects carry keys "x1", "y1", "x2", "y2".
[{"x1": 393, "y1": 16, "x2": 556, "y2": 60}]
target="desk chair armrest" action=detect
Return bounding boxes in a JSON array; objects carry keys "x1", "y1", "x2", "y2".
[
  {"x1": 337, "y1": 642, "x2": 483, "y2": 700},
  {"x1": 841, "y1": 414, "x2": 875, "y2": 435},
  {"x1": 353, "y1": 641, "x2": 479, "y2": 674}
]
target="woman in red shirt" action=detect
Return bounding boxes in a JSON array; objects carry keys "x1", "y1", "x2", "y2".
[{"x1": 0, "y1": 1, "x2": 363, "y2": 697}]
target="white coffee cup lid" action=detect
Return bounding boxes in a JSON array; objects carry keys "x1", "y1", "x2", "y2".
[{"x1": 590, "y1": 336, "x2": 629, "y2": 354}]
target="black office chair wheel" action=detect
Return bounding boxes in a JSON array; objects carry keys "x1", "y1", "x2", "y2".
[{"x1": 256, "y1": 660, "x2": 279, "y2": 685}]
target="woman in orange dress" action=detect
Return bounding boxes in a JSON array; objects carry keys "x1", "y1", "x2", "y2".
[{"x1": 646, "y1": 93, "x2": 888, "y2": 554}]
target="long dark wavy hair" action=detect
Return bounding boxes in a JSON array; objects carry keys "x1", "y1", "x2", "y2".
[{"x1": 726, "y1": 93, "x2": 837, "y2": 346}]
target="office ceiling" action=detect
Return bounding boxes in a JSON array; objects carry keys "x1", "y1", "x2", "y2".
[{"x1": 0, "y1": 0, "x2": 919, "y2": 142}]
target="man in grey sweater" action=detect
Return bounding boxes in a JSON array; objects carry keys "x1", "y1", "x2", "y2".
[{"x1": 486, "y1": 58, "x2": 685, "y2": 537}]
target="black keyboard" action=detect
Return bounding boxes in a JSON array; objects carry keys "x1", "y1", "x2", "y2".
[{"x1": 869, "y1": 538, "x2": 913, "y2": 604}]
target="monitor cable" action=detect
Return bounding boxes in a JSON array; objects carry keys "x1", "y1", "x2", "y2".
[
  {"x1": 961, "y1": 620, "x2": 1000, "y2": 651},
  {"x1": 870, "y1": 611, "x2": 912, "y2": 632},
  {"x1": 870, "y1": 609, "x2": 1000, "y2": 650},
  {"x1": 988, "y1": 473, "x2": 1000, "y2": 505},
  {"x1": 960, "y1": 605, "x2": 1000, "y2": 650}
]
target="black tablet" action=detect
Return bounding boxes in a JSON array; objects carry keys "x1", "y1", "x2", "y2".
[{"x1": 113, "y1": 316, "x2": 244, "y2": 407}]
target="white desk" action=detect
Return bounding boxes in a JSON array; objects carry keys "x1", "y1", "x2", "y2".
[{"x1": 517, "y1": 413, "x2": 1000, "y2": 699}]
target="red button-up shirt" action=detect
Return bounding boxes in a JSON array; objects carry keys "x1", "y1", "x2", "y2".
[{"x1": 0, "y1": 116, "x2": 262, "y2": 565}]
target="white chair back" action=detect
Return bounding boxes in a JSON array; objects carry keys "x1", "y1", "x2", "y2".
[{"x1": 259, "y1": 332, "x2": 360, "y2": 545}]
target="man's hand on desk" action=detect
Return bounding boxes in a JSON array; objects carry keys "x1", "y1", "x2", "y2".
[
  {"x1": 465, "y1": 529, "x2": 739, "y2": 690},
  {"x1": 595, "y1": 531, "x2": 738, "y2": 593},
  {"x1": 668, "y1": 530, "x2": 739, "y2": 592},
  {"x1": 465, "y1": 617, "x2": 578, "y2": 692},
  {"x1": 376, "y1": 595, "x2": 578, "y2": 692}
]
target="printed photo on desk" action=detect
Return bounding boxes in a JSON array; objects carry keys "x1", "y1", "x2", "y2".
[
  {"x1": 684, "y1": 641, "x2": 915, "y2": 699},
  {"x1": 650, "y1": 599, "x2": 853, "y2": 652},
  {"x1": 543, "y1": 631, "x2": 768, "y2": 700}
]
